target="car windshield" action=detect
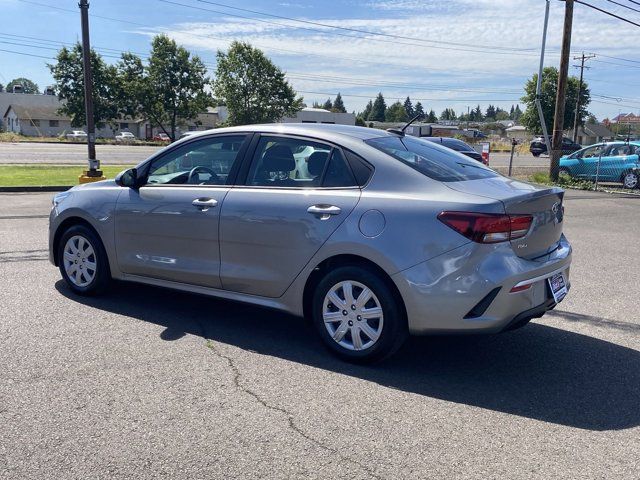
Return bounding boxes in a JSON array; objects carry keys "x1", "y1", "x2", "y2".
[{"x1": 366, "y1": 135, "x2": 497, "y2": 182}]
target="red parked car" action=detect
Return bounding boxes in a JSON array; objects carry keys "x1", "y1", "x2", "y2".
[{"x1": 152, "y1": 133, "x2": 171, "y2": 142}]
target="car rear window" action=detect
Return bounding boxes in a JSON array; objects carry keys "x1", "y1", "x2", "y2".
[
  {"x1": 441, "y1": 138, "x2": 472, "y2": 152},
  {"x1": 365, "y1": 135, "x2": 497, "y2": 182}
]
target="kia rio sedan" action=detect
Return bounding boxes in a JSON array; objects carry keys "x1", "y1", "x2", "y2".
[{"x1": 49, "y1": 124, "x2": 571, "y2": 363}]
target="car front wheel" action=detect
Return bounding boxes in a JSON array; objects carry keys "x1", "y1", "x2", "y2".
[
  {"x1": 312, "y1": 266, "x2": 408, "y2": 363},
  {"x1": 622, "y1": 171, "x2": 639, "y2": 189},
  {"x1": 58, "y1": 224, "x2": 111, "y2": 295}
]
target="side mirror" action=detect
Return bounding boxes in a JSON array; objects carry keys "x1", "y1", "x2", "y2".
[{"x1": 115, "y1": 168, "x2": 139, "y2": 189}]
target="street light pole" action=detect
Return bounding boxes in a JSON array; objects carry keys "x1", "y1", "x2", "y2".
[
  {"x1": 79, "y1": 0, "x2": 102, "y2": 180},
  {"x1": 572, "y1": 52, "x2": 595, "y2": 143}
]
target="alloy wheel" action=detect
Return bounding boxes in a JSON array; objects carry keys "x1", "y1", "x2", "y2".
[
  {"x1": 623, "y1": 172, "x2": 639, "y2": 189},
  {"x1": 62, "y1": 235, "x2": 97, "y2": 287},
  {"x1": 322, "y1": 280, "x2": 384, "y2": 351}
]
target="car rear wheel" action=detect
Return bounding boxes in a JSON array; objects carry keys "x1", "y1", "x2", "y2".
[
  {"x1": 58, "y1": 224, "x2": 111, "y2": 295},
  {"x1": 621, "y1": 171, "x2": 639, "y2": 189},
  {"x1": 312, "y1": 266, "x2": 408, "y2": 363}
]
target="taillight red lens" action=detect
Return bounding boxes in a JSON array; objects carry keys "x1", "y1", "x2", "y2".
[{"x1": 438, "y1": 212, "x2": 533, "y2": 244}]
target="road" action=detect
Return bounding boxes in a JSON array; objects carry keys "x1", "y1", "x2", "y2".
[
  {"x1": 1, "y1": 190, "x2": 639, "y2": 479},
  {"x1": 0, "y1": 142, "x2": 548, "y2": 168},
  {"x1": 0, "y1": 142, "x2": 162, "y2": 165}
]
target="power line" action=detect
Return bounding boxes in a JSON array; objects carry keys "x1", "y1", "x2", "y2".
[
  {"x1": 574, "y1": 0, "x2": 640, "y2": 27},
  {"x1": 602, "y1": 0, "x2": 640, "y2": 13},
  {"x1": 296, "y1": 90, "x2": 521, "y2": 103},
  {"x1": 196, "y1": 0, "x2": 540, "y2": 54},
  {"x1": 14, "y1": 0, "x2": 530, "y2": 79}
]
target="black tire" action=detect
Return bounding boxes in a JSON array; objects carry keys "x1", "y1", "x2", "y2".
[
  {"x1": 57, "y1": 224, "x2": 111, "y2": 295},
  {"x1": 532, "y1": 152, "x2": 540, "y2": 157},
  {"x1": 621, "y1": 170, "x2": 639, "y2": 189},
  {"x1": 311, "y1": 266, "x2": 408, "y2": 363}
]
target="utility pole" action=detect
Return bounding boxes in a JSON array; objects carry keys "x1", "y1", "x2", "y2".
[
  {"x1": 78, "y1": 0, "x2": 102, "y2": 182},
  {"x1": 572, "y1": 52, "x2": 595, "y2": 142},
  {"x1": 550, "y1": 0, "x2": 574, "y2": 181}
]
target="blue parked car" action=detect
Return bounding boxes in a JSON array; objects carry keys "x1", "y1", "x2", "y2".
[{"x1": 560, "y1": 142, "x2": 640, "y2": 189}]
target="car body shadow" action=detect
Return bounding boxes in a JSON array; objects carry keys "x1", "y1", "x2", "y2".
[{"x1": 56, "y1": 280, "x2": 640, "y2": 431}]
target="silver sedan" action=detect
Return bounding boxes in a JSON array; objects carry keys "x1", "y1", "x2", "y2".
[{"x1": 49, "y1": 124, "x2": 571, "y2": 363}]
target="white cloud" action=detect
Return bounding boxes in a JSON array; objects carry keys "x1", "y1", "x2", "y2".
[{"x1": 136, "y1": 0, "x2": 640, "y2": 117}]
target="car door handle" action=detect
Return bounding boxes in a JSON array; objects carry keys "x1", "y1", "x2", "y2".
[
  {"x1": 307, "y1": 204, "x2": 341, "y2": 219},
  {"x1": 192, "y1": 198, "x2": 218, "y2": 210}
]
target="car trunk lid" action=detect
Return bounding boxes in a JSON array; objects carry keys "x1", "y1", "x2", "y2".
[{"x1": 445, "y1": 177, "x2": 564, "y2": 259}]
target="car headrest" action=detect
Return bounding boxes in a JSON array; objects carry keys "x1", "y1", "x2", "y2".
[
  {"x1": 308, "y1": 151, "x2": 329, "y2": 177},
  {"x1": 262, "y1": 145, "x2": 295, "y2": 172}
]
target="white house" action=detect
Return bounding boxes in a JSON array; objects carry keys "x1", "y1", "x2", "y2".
[
  {"x1": 505, "y1": 125, "x2": 529, "y2": 141},
  {"x1": 282, "y1": 107, "x2": 355, "y2": 125}
]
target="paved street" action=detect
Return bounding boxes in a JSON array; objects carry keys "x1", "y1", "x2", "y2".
[
  {"x1": 1, "y1": 190, "x2": 639, "y2": 479},
  {"x1": 0, "y1": 141, "x2": 548, "y2": 169},
  {"x1": 0, "y1": 142, "x2": 162, "y2": 165}
]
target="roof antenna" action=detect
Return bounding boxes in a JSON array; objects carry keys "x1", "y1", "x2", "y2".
[{"x1": 386, "y1": 113, "x2": 425, "y2": 136}]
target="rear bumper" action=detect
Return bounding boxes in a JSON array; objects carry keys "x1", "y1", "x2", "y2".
[{"x1": 392, "y1": 234, "x2": 572, "y2": 335}]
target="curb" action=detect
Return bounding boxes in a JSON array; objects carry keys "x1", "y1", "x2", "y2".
[{"x1": 0, "y1": 185, "x2": 71, "y2": 192}]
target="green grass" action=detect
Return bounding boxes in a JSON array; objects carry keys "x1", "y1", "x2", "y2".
[
  {"x1": 529, "y1": 171, "x2": 594, "y2": 190},
  {"x1": 0, "y1": 165, "x2": 132, "y2": 186}
]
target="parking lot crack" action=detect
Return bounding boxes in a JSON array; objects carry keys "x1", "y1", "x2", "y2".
[{"x1": 204, "y1": 339, "x2": 382, "y2": 479}]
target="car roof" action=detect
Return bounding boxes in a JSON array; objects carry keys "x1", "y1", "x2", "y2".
[{"x1": 177, "y1": 123, "x2": 392, "y2": 143}]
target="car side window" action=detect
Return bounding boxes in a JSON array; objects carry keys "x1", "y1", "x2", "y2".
[
  {"x1": 580, "y1": 145, "x2": 606, "y2": 159},
  {"x1": 146, "y1": 135, "x2": 246, "y2": 186},
  {"x1": 246, "y1": 136, "x2": 342, "y2": 188}
]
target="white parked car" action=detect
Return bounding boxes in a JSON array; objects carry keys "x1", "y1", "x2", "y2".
[
  {"x1": 65, "y1": 130, "x2": 87, "y2": 140},
  {"x1": 115, "y1": 132, "x2": 136, "y2": 143}
]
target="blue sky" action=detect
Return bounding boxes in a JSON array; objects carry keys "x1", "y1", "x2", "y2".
[{"x1": 1, "y1": 0, "x2": 640, "y2": 120}]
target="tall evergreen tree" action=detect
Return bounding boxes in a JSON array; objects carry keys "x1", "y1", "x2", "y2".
[
  {"x1": 514, "y1": 104, "x2": 523, "y2": 121},
  {"x1": 385, "y1": 101, "x2": 408, "y2": 122},
  {"x1": 427, "y1": 109, "x2": 437, "y2": 123},
  {"x1": 414, "y1": 101, "x2": 424, "y2": 117},
  {"x1": 369, "y1": 92, "x2": 387, "y2": 121},
  {"x1": 485, "y1": 104, "x2": 496, "y2": 120},
  {"x1": 361, "y1": 100, "x2": 373, "y2": 120},
  {"x1": 403, "y1": 96, "x2": 414, "y2": 117},
  {"x1": 509, "y1": 105, "x2": 515, "y2": 119},
  {"x1": 322, "y1": 98, "x2": 333, "y2": 110},
  {"x1": 332, "y1": 93, "x2": 346, "y2": 113}
]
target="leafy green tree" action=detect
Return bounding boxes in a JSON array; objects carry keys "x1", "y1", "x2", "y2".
[
  {"x1": 322, "y1": 98, "x2": 333, "y2": 110},
  {"x1": 369, "y1": 93, "x2": 387, "y2": 121},
  {"x1": 215, "y1": 41, "x2": 302, "y2": 126},
  {"x1": 414, "y1": 101, "x2": 424, "y2": 117},
  {"x1": 355, "y1": 116, "x2": 366, "y2": 126},
  {"x1": 0, "y1": 83, "x2": 3, "y2": 93},
  {"x1": 495, "y1": 110, "x2": 510, "y2": 121},
  {"x1": 403, "y1": 96, "x2": 414, "y2": 117},
  {"x1": 332, "y1": 93, "x2": 346, "y2": 113},
  {"x1": 385, "y1": 101, "x2": 408, "y2": 122},
  {"x1": 49, "y1": 43, "x2": 118, "y2": 128},
  {"x1": 146, "y1": 35, "x2": 213, "y2": 139},
  {"x1": 520, "y1": 67, "x2": 589, "y2": 134},
  {"x1": 440, "y1": 108, "x2": 457, "y2": 121},
  {"x1": 514, "y1": 105, "x2": 523, "y2": 121},
  {"x1": 361, "y1": 100, "x2": 373, "y2": 120},
  {"x1": 427, "y1": 109, "x2": 437, "y2": 123},
  {"x1": 6, "y1": 77, "x2": 39, "y2": 94}
]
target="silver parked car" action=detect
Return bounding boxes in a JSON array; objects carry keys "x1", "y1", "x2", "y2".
[{"x1": 49, "y1": 124, "x2": 571, "y2": 362}]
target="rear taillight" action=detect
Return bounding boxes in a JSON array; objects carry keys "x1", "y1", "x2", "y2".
[{"x1": 438, "y1": 211, "x2": 533, "y2": 244}]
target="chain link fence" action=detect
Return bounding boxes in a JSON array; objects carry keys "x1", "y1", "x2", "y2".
[{"x1": 558, "y1": 142, "x2": 640, "y2": 194}]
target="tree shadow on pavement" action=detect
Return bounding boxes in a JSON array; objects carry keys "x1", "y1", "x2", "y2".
[{"x1": 56, "y1": 280, "x2": 640, "y2": 432}]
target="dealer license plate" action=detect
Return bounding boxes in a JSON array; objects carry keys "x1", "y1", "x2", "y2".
[{"x1": 548, "y1": 272, "x2": 568, "y2": 303}]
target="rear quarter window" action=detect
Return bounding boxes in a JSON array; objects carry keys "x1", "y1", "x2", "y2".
[{"x1": 366, "y1": 135, "x2": 497, "y2": 182}]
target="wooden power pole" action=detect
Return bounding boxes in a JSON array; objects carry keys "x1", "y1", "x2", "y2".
[
  {"x1": 572, "y1": 52, "x2": 595, "y2": 142},
  {"x1": 550, "y1": 0, "x2": 574, "y2": 181},
  {"x1": 78, "y1": 0, "x2": 103, "y2": 181}
]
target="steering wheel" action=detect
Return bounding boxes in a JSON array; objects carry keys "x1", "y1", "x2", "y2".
[{"x1": 187, "y1": 166, "x2": 219, "y2": 184}]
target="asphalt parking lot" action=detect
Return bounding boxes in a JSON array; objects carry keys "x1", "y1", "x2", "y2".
[{"x1": 1, "y1": 189, "x2": 639, "y2": 479}]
